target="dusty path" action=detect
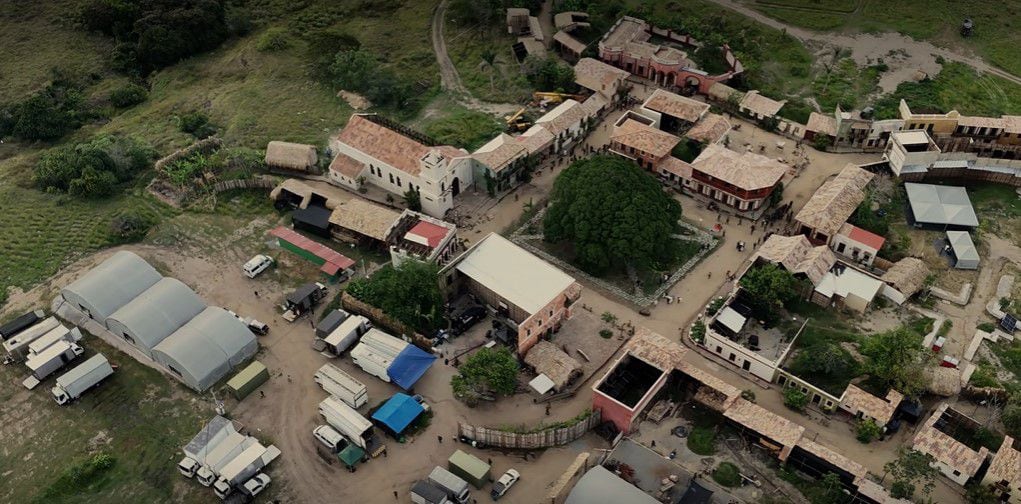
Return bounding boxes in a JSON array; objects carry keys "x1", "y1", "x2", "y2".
[{"x1": 707, "y1": 0, "x2": 1021, "y2": 90}]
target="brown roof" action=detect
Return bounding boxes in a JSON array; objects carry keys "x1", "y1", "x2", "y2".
[
  {"x1": 855, "y1": 478, "x2": 913, "y2": 504},
  {"x1": 679, "y1": 361, "x2": 741, "y2": 412},
  {"x1": 691, "y1": 144, "x2": 788, "y2": 191},
  {"x1": 1003, "y1": 116, "x2": 1021, "y2": 134},
  {"x1": 839, "y1": 385, "x2": 903, "y2": 425},
  {"x1": 269, "y1": 179, "x2": 340, "y2": 209},
  {"x1": 881, "y1": 257, "x2": 930, "y2": 298},
  {"x1": 755, "y1": 234, "x2": 837, "y2": 284},
  {"x1": 707, "y1": 82, "x2": 742, "y2": 103},
  {"x1": 807, "y1": 112, "x2": 838, "y2": 137},
  {"x1": 535, "y1": 99, "x2": 588, "y2": 137},
  {"x1": 624, "y1": 327, "x2": 688, "y2": 372},
  {"x1": 265, "y1": 141, "x2": 318, "y2": 170},
  {"x1": 611, "y1": 118, "x2": 681, "y2": 158},
  {"x1": 329, "y1": 151, "x2": 365, "y2": 179},
  {"x1": 523, "y1": 341, "x2": 582, "y2": 390},
  {"x1": 985, "y1": 436, "x2": 1021, "y2": 488},
  {"x1": 574, "y1": 57, "x2": 629, "y2": 96},
  {"x1": 958, "y1": 115, "x2": 1005, "y2": 129},
  {"x1": 724, "y1": 398, "x2": 805, "y2": 451},
  {"x1": 739, "y1": 91, "x2": 786, "y2": 117},
  {"x1": 797, "y1": 437, "x2": 868, "y2": 480},
  {"x1": 553, "y1": 30, "x2": 586, "y2": 54},
  {"x1": 912, "y1": 404, "x2": 988, "y2": 478},
  {"x1": 658, "y1": 157, "x2": 693, "y2": 179},
  {"x1": 685, "y1": 113, "x2": 731, "y2": 144},
  {"x1": 328, "y1": 197, "x2": 401, "y2": 241},
  {"x1": 472, "y1": 134, "x2": 529, "y2": 172},
  {"x1": 643, "y1": 89, "x2": 710, "y2": 123},
  {"x1": 554, "y1": 11, "x2": 589, "y2": 30},
  {"x1": 795, "y1": 164, "x2": 874, "y2": 236},
  {"x1": 335, "y1": 115, "x2": 466, "y2": 177}
]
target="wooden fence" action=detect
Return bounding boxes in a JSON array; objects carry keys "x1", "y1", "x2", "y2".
[
  {"x1": 211, "y1": 176, "x2": 277, "y2": 193},
  {"x1": 340, "y1": 291, "x2": 432, "y2": 349},
  {"x1": 457, "y1": 410, "x2": 601, "y2": 449}
]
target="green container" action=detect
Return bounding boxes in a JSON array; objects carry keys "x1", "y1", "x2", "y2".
[
  {"x1": 226, "y1": 361, "x2": 269, "y2": 400},
  {"x1": 448, "y1": 449, "x2": 491, "y2": 489}
]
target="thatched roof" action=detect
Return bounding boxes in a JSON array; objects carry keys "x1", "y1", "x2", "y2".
[
  {"x1": 265, "y1": 141, "x2": 318, "y2": 170},
  {"x1": 328, "y1": 198, "x2": 401, "y2": 242},
  {"x1": 523, "y1": 341, "x2": 582, "y2": 391},
  {"x1": 881, "y1": 257, "x2": 930, "y2": 298},
  {"x1": 795, "y1": 164, "x2": 874, "y2": 237},
  {"x1": 755, "y1": 235, "x2": 837, "y2": 284},
  {"x1": 685, "y1": 113, "x2": 731, "y2": 144}
]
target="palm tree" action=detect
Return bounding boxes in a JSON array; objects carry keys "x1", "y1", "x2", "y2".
[{"x1": 480, "y1": 48, "x2": 498, "y2": 93}]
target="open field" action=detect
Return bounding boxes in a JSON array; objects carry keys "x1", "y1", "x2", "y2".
[
  {"x1": 873, "y1": 62, "x2": 1021, "y2": 119},
  {"x1": 443, "y1": 22, "x2": 532, "y2": 104}
]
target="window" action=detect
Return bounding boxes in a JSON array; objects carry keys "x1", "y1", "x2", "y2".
[
  {"x1": 168, "y1": 365, "x2": 182, "y2": 377},
  {"x1": 397, "y1": 177, "x2": 402, "y2": 187},
  {"x1": 952, "y1": 470, "x2": 961, "y2": 477},
  {"x1": 729, "y1": 353, "x2": 736, "y2": 361},
  {"x1": 777, "y1": 376, "x2": 787, "y2": 385},
  {"x1": 742, "y1": 360, "x2": 751, "y2": 371},
  {"x1": 549, "y1": 310, "x2": 553, "y2": 317},
  {"x1": 715, "y1": 346, "x2": 722, "y2": 354},
  {"x1": 441, "y1": 182, "x2": 445, "y2": 192},
  {"x1": 389, "y1": 173, "x2": 394, "y2": 184},
  {"x1": 122, "y1": 332, "x2": 135, "y2": 344}
]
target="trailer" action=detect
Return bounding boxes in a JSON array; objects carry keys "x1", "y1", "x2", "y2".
[
  {"x1": 0, "y1": 309, "x2": 45, "y2": 341},
  {"x1": 51, "y1": 353, "x2": 114, "y2": 405},
  {"x1": 314, "y1": 363, "x2": 368, "y2": 409},
  {"x1": 349, "y1": 328, "x2": 407, "y2": 382},
  {"x1": 316, "y1": 309, "x2": 351, "y2": 339},
  {"x1": 317, "y1": 315, "x2": 371, "y2": 356},
  {"x1": 318, "y1": 396, "x2": 384, "y2": 457},
  {"x1": 24, "y1": 340, "x2": 84, "y2": 388},
  {"x1": 179, "y1": 416, "x2": 238, "y2": 478},
  {"x1": 411, "y1": 480, "x2": 454, "y2": 504},
  {"x1": 448, "y1": 450, "x2": 491, "y2": 489},
  {"x1": 281, "y1": 282, "x2": 327, "y2": 321},
  {"x1": 428, "y1": 466, "x2": 472, "y2": 504},
  {"x1": 212, "y1": 442, "x2": 281, "y2": 499},
  {"x1": 3, "y1": 317, "x2": 60, "y2": 362},
  {"x1": 196, "y1": 432, "x2": 256, "y2": 486},
  {"x1": 28, "y1": 326, "x2": 80, "y2": 357}
]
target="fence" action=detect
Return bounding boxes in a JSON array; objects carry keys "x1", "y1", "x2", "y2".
[
  {"x1": 154, "y1": 137, "x2": 223, "y2": 173},
  {"x1": 457, "y1": 410, "x2": 601, "y2": 449},
  {"x1": 211, "y1": 176, "x2": 277, "y2": 193},
  {"x1": 340, "y1": 291, "x2": 432, "y2": 349}
]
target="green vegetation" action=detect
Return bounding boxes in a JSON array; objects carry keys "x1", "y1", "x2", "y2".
[
  {"x1": 256, "y1": 27, "x2": 290, "y2": 52},
  {"x1": 811, "y1": 58, "x2": 882, "y2": 111},
  {"x1": 523, "y1": 56, "x2": 577, "y2": 92},
  {"x1": 544, "y1": 156, "x2": 682, "y2": 275},
  {"x1": 738, "y1": 263, "x2": 800, "y2": 324},
  {"x1": 969, "y1": 362, "x2": 1000, "y2": 388},
  {"x1": 36, "y1": 452, "x2": 116, "y2": 503},
  {"x1": 885, "y1": 448, "x2": 938, "y2": 499},
  {"x1": 1003, "y1": 400, "x2": 1021, "y2": 439},
  {"x1": 971, "y1": 183, "x2": 1021, "y2": 240},
  {"x1": 778, "y1": 97, "x2": 814, "y2": 124},
  {"x1": 706, "y1": 297, "x2": 726, "y2": 316},
  {"x1": 784, "y1": 387, "x2": 808, "y2": 411},
  {"x1": 856, "y1": 418, "x2": 881, "y2": 443},
  {"x1": 0, "y1": 72, "x2": 96, "y2": 141},
  {"x1": 690, "y1": 320, "x2": 707, "y2": 343},
  {"x1": 347, "y1": 261, "x2": 444, "y2": 334},
  {"x1": 874, "y1": 63, "x2": 1021, "y2": 119},
  {"x1": 687, "y1": 426, "x2": 717, "y2": 455},
  {"x1": 452, "y1": 347, "x2": 520, "y2": 406},
  {"x1": 712, "y1": 462, "x2": 742, "y2": 487},
  {"x1": 35, "y1": 135, "x2": 156, "y2": 198},
  {"x1": 860, "y1": 326, "x2": 930, "y2": 398},
  {"x1": 109, "y1": 83, "x2": 148, "y2": 108},
  {"x1": 178, "y1": 111, "x2": 217, "y2": 139},
  {"x1": 787, "y1": 343, "x2": 860, "y2": 396},
  {"x1": 599, "y1": 329, "x2": 613, "y2": 339},
  {"x1": 444, "y1": 22, "x2": 531, "y2": 103},
  {"x1": 423, "y1": 109, "x2": 504, "y2": 151},
  {"x1": 778, "y1": 470, "x2": 848, "y2": 504},
  {"x1": 671, "y1": 140, "x2": 703, "y2": 163}
]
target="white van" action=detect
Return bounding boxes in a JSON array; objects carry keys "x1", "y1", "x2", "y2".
[{"x1": 243, "y1": 255, "x2": 274, "y2": 278}]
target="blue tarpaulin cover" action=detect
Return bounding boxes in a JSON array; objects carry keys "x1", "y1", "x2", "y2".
[
  {"x1": 371, "y1": 393, "x2": 425, "y2": 435},
  {"x1": 387, "y1": 344, "x2": 437, "y2": 390}
]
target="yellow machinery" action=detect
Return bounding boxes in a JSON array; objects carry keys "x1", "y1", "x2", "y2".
[
  {"x1": 532, "y1": 91, "x2": 586, "y2": 105},
  {"x1": 504, "y1": 107, "x2": 532, "y2": 132}
]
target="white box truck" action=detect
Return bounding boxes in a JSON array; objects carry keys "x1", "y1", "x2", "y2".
[
  {"x1": 3, "y1": 317, "x2": 60, "y2": 362},
  {"x1": 314, "y1": 363, "x2": 368, "y2": 409},
  {"x1": 212, "y1": 443, "x2": 281, "y2": 499},
  {"x1": 318, "y1": 396, "x2": 375, "y2": 450},
  {"x1": 411, "y1": 480, "x2": 454, "y2": 504},
  {"x1": 23, "y1": 340, "x2": 84, "y2": 389},
  {"x1": 51, "y1": 353, "x2": 114, "y2": 405},
  {"x1": 179, "y1": 416, "x2": 237, "y2": 478},
  {"x1": 28, "y1": 326, "x2": 80, "y2": 356},
  {"x1": 317, "y1": 315, "x2": 371, "y2": 356},
  {"x1": 196, "y1": 432, "x2": 256, "y2": 486},
  {"x1": 428, "y1": 466, "x2": 471, "y2": 504},
  {"x1": 349, "y1": 328, "x2": 407, "y2": 382}
]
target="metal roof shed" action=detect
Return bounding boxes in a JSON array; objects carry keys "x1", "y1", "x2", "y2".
[
  {"x1": 152, "y1": 329, "x2": 231, "y2": 392},
  {"x1": 904, "y1": 183, "x2": 979, "y2": 228},
  {"x1": 448, "y1": 450, "x2": 491, "y2": 489},
  {"x1": 947, "y1": 231, "x2": 979, "y2": 270},
  {"x1": 371, "y1": 393, "x2": 424, "y2": 437},
  {"x1": 105, "y1": 278, "x2": 206, "y2": 358},
  {"x1": 61, "y1": 251, "x2": 162, "y2": 321},
  {"x1": 182, "y1": 307, "x2": 258, "y2": 367},
  {"x1": 565, "y1": 465, "x2": 659, "y2": 504},
  {"x1": 226, "y1": 361, "x2": 269, "y2": 400}
]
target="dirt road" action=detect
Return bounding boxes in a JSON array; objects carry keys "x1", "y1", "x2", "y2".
[{"x1": 708, "y1": 0, "x2": 1021, "y2": 90}]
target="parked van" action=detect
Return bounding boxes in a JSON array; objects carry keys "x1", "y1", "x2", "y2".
[{"x1": 243, "y1": 255, "x2": 274, "y2": 278}]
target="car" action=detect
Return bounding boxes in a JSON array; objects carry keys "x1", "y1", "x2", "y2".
[
  {"x1": 243, "y1": 254, "x2": 274, "y2": 279},
  {"x1": 245, "y1": 318, "x2": 269, "y2": 336},
  {"x1": 242, "y1": 473, "x2": 271, "y2": 497},
  {"x1": 454, "y1": 306, "x2": 487, "y2": 332},
  {"x1": 313, "y1": 424, "x2": 346, "y2": 452},
  {"x1": 491, "y1": 469, "x2": 520, "y2": 500}
]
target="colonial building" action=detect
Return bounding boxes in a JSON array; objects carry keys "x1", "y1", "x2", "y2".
[
  {"x1": 794, "y1": 164, "x2": 874, "y2": 245},
  {"x1": 687, "y1": 144, "x2": 787, "y2": 215}
]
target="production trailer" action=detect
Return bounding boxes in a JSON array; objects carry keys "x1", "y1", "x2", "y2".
[
  {"x1": 195, "y1": 432, "x2": 256, "y2": 486},
  {"x1": 411, "y1": 480, "x2": 454, "y2": 504},
  {"x1": 3, "y1": 317, "x2": 60, "y2": 362},
  {"x1": 316, "y1": 315, "x2": 371, "y2": 356},
  {"x1": 318, "y1": 396, "x2": 381, "y2": 454},
  {"x1": 314, "y1": 363, "x2": 368, "y2": 409},
  {"x1": 179, "y1": 416, "x2": 238, "y2": 478},
  {"x1": 316, "y1": 309, "x2": 351, "y2": 339},
  {"x1": 28, "y1": 326, "x2": 80, "y2": 357},
  {"x1": 0, "y1": 309, "x2": 45, "y2": 340},
  {"x1": 51, "y1": 353, "x2": 114, "y2": 405},
  {"x1": 211, "y1": 442, "x2": 281, "y2": 499},
  {"x1": 428, "y1": 466, "x2": 472, "y2": 504},
  {"x1": 349, "y1": 329, "x2": 407, "y2": 382},
  {"x1": 23, "y1": 340, "x2": 84, "y2": 388}
]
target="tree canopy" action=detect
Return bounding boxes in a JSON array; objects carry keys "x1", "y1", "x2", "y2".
[
  {"x1": 884, "y1": 448, "x2": 938, "y2": 499},
  {"x1": 738, "y1": 263, "x2": 799, "y2": 324},
  {"x1": 543, "y1": 156, "x2": 682, "y2": 274},
  {"x1": 859, "y1": 326, "x2": 929, "y2": 398},
  {"x1": 346, "y1": 261, "x2": 444, "y2": 334},
  {"x1": 451, "y1": 347, "x2": 519, "y2": 406},
  {"x1": 523, "y1": 56, "x2": 577, "y2": 92},
  {"x1": 35, "y1": 135, "x2": 154, "y2": 198}
]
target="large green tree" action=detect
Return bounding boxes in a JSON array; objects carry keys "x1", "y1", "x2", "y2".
[
  {"x1": 346, "y1": 260, "x2": 444, "y2": 334},
  {"x1": 451, "y1": 347, "x2": 519, "y2": 406},
  {"x1": 884, "y1": 448, "x2": 938, "y2": 499},
  {"x1": 544, "y1": 156, "x2": 682, "y2": 275},
  {"x1": 738, "y1": 263, "x2": 799, "y2": 324},
  {"x1": 859, "y1": 326, "x2": 929, "y2": 398}
]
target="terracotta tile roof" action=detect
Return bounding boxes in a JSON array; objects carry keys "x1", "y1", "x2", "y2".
[
  {"x1": 797, "y1": 437, "x2": 868, "y2": 480},
  {"x1": 611, "y1": 118, "x2": 681, "y2": 158},
  {"x1": 807, "y1": 112, "x2": 838, "y2": 137},
  {"x1": 739, "y1": 90, "x2": 786, "y2": 117},
  {"x1": 685, "y1": 113, "x2": 731, "y2": 144},
  {"x1": 580, "y1": 93, "x2": 608, "y2": 117},
  {"x1": 335, "y1": 115, "x2": 466, "y2": 177},
  {"x1": 881, "y1": 257, "x2": 930, "y2": 298},
  {"x1": 755, "y1": 234, "x2": 837, "y2": 284},
  {"x1": 553, "y1": 30, "x2": 586, "y2": 54},
  {"x1": 724, "y1": 398, "x2": 805, "y2": 451},
  {"x1": 328, "y1": 151, "x2": 366, "y2": 179},
  {"x1": 838, "y1": 223, "x2": 886, "y2": 251},
  {"x1": 624, "y1": 327, "x2": 688, "y2": 372},
  {"x1": 535, "y1": 99, "x2": 588, "y2": 136},
  {"x1": 265, "y1": 141, "x2": 318, "y2": 170},
  {"x1": 600, "y1": 16, "x2": 647, "y2": 50},
  {"x1": 472, "y1": 134, "x2": 529, "y2": 172},
  {"x1": 523, "y1": 340, "x2": 582, "y2": 390},
  {"x1": 574, "y1": 57, "x2": 629, "y2": 96},
  {"x1": 985, "y1": 436, "x2": 1021, "y2": 489},
  {"x1": 795, "y1": 164, "x2": 874, "y2": 236},
  {"x1": 328, "y1": 197, "x2": 401, "y2": 242},
  {"x1": 912, "y1": 404, "x2": 989, "y2": 478},
  {"x1": 855, "y1": 478, "x2": 913, "y2": 504},
  {"x1": 658, "y1": 157, "x2": 693, "y2": 179},
  {"x1": 679, "y1": 361, "x2": 740, "y2": 412},
  {"x1": 690, "y1": 144, "x2": 788, "y2": 191},
  {"x1": 643, "y1": 89, "x2": 710, "y2": 123},
  {"x1": 839, "y1": 385, "x2": 903, "y2": 425}
]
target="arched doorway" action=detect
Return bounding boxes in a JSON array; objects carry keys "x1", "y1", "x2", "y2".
[{"x1": 451, "y1": 177, "x2": 461, "y2": 197}]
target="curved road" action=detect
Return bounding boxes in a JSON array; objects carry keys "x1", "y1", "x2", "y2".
[{"x1": 707, "y1": 0, "x2": 1021, "y2": 87}]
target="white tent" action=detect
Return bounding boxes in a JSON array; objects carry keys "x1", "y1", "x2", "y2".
[
  {"x1": 181, "y1": 307, "x2": 258, "y2": 367},
  {"x1": 60, "y1": 251, "x2": 162, "y2": 321},
  {"x1": 528, "y1": 374, "x2": 556, "y2": 395},
  {"x1": 716, "y1": 307, "x2": 747, "y2": 333},
  {"x1": 152, "y1": 328, "x2": 231, "y2": 392},
  {"x1": 947, "y1": 231, "x2": 979, "y2": 270},
  {"x1": 904, "y1": 183, "x2": 979, "y2": 228},
  {"x1": 105, "y1": 278, "x2": 206, "y2": 358}
]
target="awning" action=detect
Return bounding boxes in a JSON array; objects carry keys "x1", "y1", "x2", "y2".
[
  {"x1": 387, "y1": 344, "x2": 437, "y2": 390},
  {"x1": 529, "y1": 374, "x2": 556, "y2": 395},
  {"x1": 371, "y1": 393, "x2": 425, "y2": 435},
  {"x1": 717, "y1": 306, "x2": 747, "y2": 333},
  {"x1": 678, "y1": 480, "x2": 713, "y2": 504},
  {"x1": 338, "y1": 444, "x2": 365, "y2": 467}
]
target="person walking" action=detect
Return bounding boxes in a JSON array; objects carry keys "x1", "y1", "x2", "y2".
[{"x1": 437, "y1": 435, "x2": 443, "y2": 444}]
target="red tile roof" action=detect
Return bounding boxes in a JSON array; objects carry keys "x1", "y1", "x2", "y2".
[
  {"x1": 269, "y1": 226, "x2": 355, "y2": 273},
  {"x1": 407, "y1": 221, "x2": 449, "y2": 248},
  {"x1": 842, "y1": 224, "x2": 886, "y2": 251}
]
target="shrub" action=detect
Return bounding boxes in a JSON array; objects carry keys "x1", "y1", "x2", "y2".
[
  {"x1": 178, "y1": 111, "x2": 216, "y2": 139},
  {"x1": 706, "y1": 297, "x2": 725, "y2": 316},
  {"x1": 690, "y1": 320, "x2": 706, "y2": 343},
  {"x1": 35, "y1": 135, "x2": 152, "y2": 198},
  {"x1": 451, "y1": 347, "x2": 519, "y2": 406},
  {"x1": 39, "y1": 452, "x2": 116, "y2": 499},
  {"x1": 2, "y1": 83, "x2": 90, "y2": 141},
  {"x1": 109, "y1": 211, "x2": 154, "y2": 243},
  {"x1": 687, "y1": 426, "x2": 716, "y2": 455},
  {"x1": 257, "y1": 27, "x2": 290, "y2": 52},
  {"x1": 978, "y1": 322, "x2": 996, "y2": 332},
  {"x1": 712, "y1": 462, "x2": 742, "y2": 487},
  {"x1": 783, "y1": 387, "x2": 808, "y2": 411},
  {"x1": 109, "y1": 83, "x2": 148, "y2": 108},
  {"x1": 741, "y1": 389, "x2": 756, "y2": 402},
  {"x1": 599, "y1": 329, "x2": 613, "y2": 339},
  {"x1": 856, "y1": 418, "x2": 882, "y2": 443},
  {"x1": 346, "y1": 261, "x2": 445, "y2": 333}
]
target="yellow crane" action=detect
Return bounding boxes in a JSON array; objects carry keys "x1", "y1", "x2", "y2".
[
  {"x1": 504, "y1": 107, "x2": 532, "y2": 132},
  {"x1": 532, "y1": 91, "x2": 586, "y2": 105}
]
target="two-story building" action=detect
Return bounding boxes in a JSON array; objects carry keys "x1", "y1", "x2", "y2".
[
  {"x1": 687, "y1": 144, "x2": 788, "y2": 216},
  {"x1": 328, "y1": 114, "x2": 472, "y2": 218}
]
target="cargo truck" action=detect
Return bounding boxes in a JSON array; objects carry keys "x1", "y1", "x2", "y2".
[
  {"x1": 0, "y1": 309, "x2": 45, "y2": 340},
  {"x1": 428, "y1": 466, "x2": 471, "y2": 504},
  {"x1": 211, "y1": 442, "x2": 281, "y2": 499},
  {"x1": 314, "y1": 363, "x2": 368, "y2": 409},
  {"x1": 411, "y1": 480, "x2": 454, "y2": 504},
  {"x1": 196, "y1": 432, "x2": 256, "y2": 486},
  {"x1": 318, "y1": 396, "x2": 383, "y2": 455},
  {"x1": 179, "y1": 416, "x2": 238, "y2": 478},
  {"x1": 3, "y1": 317, "x2": 60, "y2": 362},
  {"x1": 51, "y1": 353, "x2": 114, "y2": 405},
  {"x1": 23, "y1": 340, "x2": 84, "y2": 388},
  {"x1": 315, "y1": 315, "x2": 371, "y2": 356},
  {"x1": 28, "y1": 326, "x2": 80, "y2": 356},
  {"x1": 316, "y1": 309, "x2": 351, "y2": 339}
]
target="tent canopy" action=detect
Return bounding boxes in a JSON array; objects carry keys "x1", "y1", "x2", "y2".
[
  {"x1": 529, "y1": 374, "x2": 556, "y2": 395},
  {"x1": 371, "y1": 393, "x2": 424, "y2": 435},
  {"x1": 947, "y1": 231, "x2": 979, "y2": 269},
  {"x1": 61, "y1": 250, "x2": 162, "y2": 320},
  {"x1": 338, "y1": 443, "x2": 365, "y2": 467},
  {"x1": 904, "y1": 183, "x2": 979, "y2": 227},
  {"x1": 387, "y1": 344, "x2": 437, "y2": 390},
  {"x1": 717, "y1": 306, "x2": 747, "y2": 333}
]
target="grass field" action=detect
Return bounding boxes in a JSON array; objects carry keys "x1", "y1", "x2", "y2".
[
  {"x1": 0, "y1": 336, "x2": 215, "y2": 504},
  {"x1": 444, "y1": 22, "x2": 532, "y2": 104},
  {"x1": 873, "y1": 62, "x2": 1021, "y2": 120},
  {"x1": 811, "y1": 58, "x2": 881, "y2": 111}
]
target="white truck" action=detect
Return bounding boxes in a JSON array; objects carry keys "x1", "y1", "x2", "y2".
[
  {"x1": 314, "y1": 363, "x2": 368, "y2": 409},
  {"x1": 23, "y1": 340, "x2": 84, "y2": 389},
  {"x1": 211, "y1": 442, "x2": 282, "y2": 499},
  {"x1": 411, "y1": 480, "x2": 454, "y2": 504},
  {"x1": 51, "y1": 353, "x2": 114, "y2": 405},
  {"x1": 178, "y1": 416, "x2": 237, "y2": 478},
  {"x1": 428, "y1": 466, "x2": 471, "y2": 504},
  {"x1": 349, "y1": 328, "x2": 407, "y2": 382},
  {"x1": 3, "y1": 316, "x2": 60, "y2": 362},
  {"x1": 196, "y1": 432, "x2": 256, "y2": 486},
  {"x1": 28, "y1": 326, "x2": 79, "y2": 356},
  {"x1": 316, "y1": 315, "x2": 371, "y2": 356},
  {"x1": 318, "y1": 396, "x2": 376, "y2": 450}
]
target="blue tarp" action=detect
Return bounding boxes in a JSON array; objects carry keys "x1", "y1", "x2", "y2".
[
  {"x1": 387, "y1": 344, "x2": 437, "y2": 390},
  {"x1": 371, "y1": 393, "x2": 425, "y2": 435}
]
